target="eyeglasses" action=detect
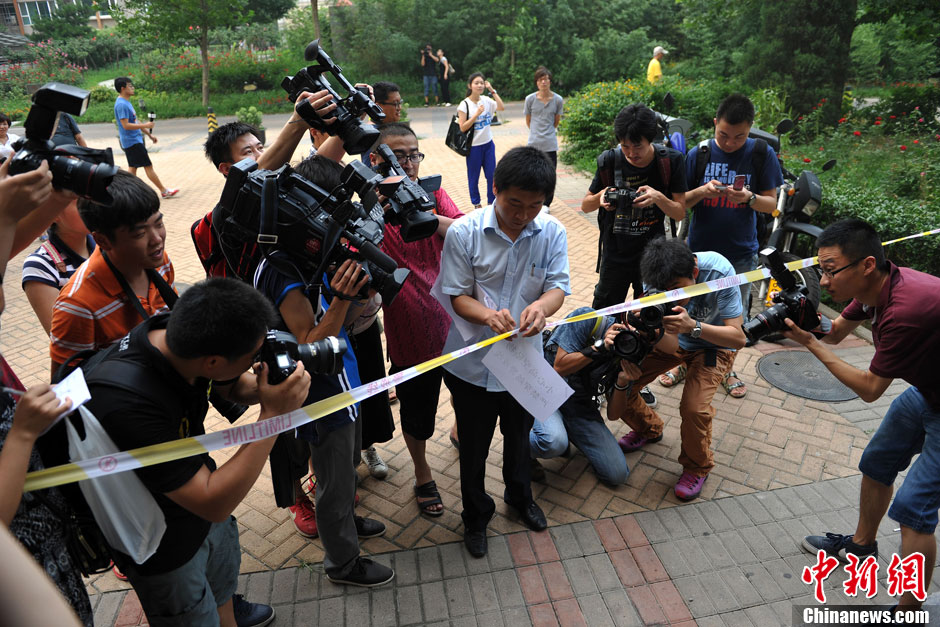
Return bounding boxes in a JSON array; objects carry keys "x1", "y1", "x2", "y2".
[
  {"x1": 820, "y1": 258, "x2": 863, "y2": 279},
  {"x1": 380, "y1": 100, "x2": 403, "y2": 108},
  {"x1": 393, "y1": 152, "x2": 425, "y2": 164}
]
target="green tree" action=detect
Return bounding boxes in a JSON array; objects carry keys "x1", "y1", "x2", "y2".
[
  {"x1": 29, "y1": 3, "x2": 94, "y2": 41},
  {"x1": 246, "y1": 0, "x2": 295, "y2": 24},
  {"x1": 116, "y1": 0, "x2": 248, "y2": 107}
]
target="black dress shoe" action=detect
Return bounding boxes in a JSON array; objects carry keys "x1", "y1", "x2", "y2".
[
  {"x1": 518, "y1": 501, "x2": 547, "y2": 531},
  {"x1": 464, "y1": 529, "x2": 487, "y2": 558}
]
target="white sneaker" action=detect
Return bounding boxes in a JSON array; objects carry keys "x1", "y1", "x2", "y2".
[{"x1": 363, "y1": 446, "x2": 388, "y2": 479}]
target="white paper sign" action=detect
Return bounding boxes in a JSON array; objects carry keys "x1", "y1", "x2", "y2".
[
  {"x1": 40, "y1": 368, "x2": 92, "y2": 434},
  {"x1": 482, "y1": 335, "x2": 573, "y2": 421},
  {"x1": 430, "y1": 274, "x2": 484, "y2": 342}
]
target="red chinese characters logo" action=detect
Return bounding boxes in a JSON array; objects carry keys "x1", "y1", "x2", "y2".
[
  {"x1": 802, "y1": 551, "x2": 839, "y2": 603},
  {"x1": 886, "y1": 552, "x2": 927, "y2": 601},
  {"x1": 843, "y1": 554, "x2": 879, "y2": 598}
]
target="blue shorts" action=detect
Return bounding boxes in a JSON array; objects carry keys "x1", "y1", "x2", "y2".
[
  {"x1": 859, "y1": 387, "x2": 940, "y2": 534},
  {"x1": 118, "y1": 517, "x2": 240, "y2": 626}
]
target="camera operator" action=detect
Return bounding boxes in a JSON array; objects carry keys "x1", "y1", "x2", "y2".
[
  {"x1": 251, "y1": 154, "x2": 394, "y2": 588},
  {"x1": 581, "y1": 103, "x2": 688, "y2": 408},
  {"x1": 533, "y1": 308, "x2": 631, "y2": 486},
  {"x1": 607, "y1": 237, "x2": 745, "y2": 501},
  {"x1": 82, "y1": 278, "x2": 310, "y2": 626},
  {"x1": 420, "y1": 44, "x2": 440, "y2": 107},
  {"x1": 0, "y1": 158, "x2": 92, "y2": 625},
  {"x1": 790, "y1": 219, "x2": 940, "y2": 615},
  {"x1": 370, "y1": 122, "x2": 464, "y2": 517}
]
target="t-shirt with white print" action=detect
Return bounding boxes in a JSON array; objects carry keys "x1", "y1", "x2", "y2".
[{"x1": 460, "y1": 96, "x2": 497, "y2": 146}]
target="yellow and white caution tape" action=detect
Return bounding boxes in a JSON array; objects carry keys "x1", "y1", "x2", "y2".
[{"x1": 22, "y1": 228, "x2": 939, "y2": 491}]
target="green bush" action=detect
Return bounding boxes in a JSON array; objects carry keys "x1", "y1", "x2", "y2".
[
  {"x1": 77, "y1": 88, "x2": 294, "y2": 123},
  {"x1": 236, "y1": 105, "x2": 264, "y2": 129},
  {"x1": 135, "y1": 46, "x2": 296, "y2": 95}
]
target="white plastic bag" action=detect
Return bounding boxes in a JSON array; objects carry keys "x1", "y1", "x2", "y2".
[{"x1": 66, "y1": 405, "x2": 166, "y2": 565}]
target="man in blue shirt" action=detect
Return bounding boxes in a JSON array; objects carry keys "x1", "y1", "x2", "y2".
[
  {"x1": 440, "y1": 146, "x2": 570, "y2": 558},
  {"x1": 607, "y1": 238, "x2": 746, "y2": 501},
  {"x1": 114, "y1": 77, "x2": 178, "y2": 199},
  {"x1": 667, "y1": 94, "x2": 784, "y2": 399}
]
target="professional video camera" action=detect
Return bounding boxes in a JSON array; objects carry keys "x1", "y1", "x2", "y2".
[
  {"x1": 372, "y1": 144, "x2": 440, "y2": 242},
  {"x1": 213, "y1": 157, "x2": 411, "y2": 304},
  {"x1": 743, "y1": 247, "x2": 818, "y2": 343},
  {"x1": 282, "y1": 39, "x2": 385, "y2": 155},
  {"x1": 258, "y1": 330, "x2": 348, "y2": 384},
  {"x1": 611, "y1": 302, "x2": 667, "y2": 365},
  {"x1": 6, "y1": 83, "x2": 118, "y2": 205}
]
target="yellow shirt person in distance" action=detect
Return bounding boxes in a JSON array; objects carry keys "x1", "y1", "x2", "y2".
[{"x1": 647, "y1": 45, "x2": 668, "y2": 84}]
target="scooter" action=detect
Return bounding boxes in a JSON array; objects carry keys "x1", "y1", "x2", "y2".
[{"x1": 748, "y1": 119, "x2": 836, "y2": 337}]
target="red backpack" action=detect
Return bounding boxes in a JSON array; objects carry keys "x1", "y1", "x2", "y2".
[{"x1": 190, "y1": 209, "x2": 260, "y2": 280}]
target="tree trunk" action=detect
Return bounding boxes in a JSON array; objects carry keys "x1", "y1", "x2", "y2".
[
  {"x1": 200, "y1": 0, "x2": 210, "y2": 107},
  {"x1": 312, "y1": 0, "x2": 320, "y2": 40}
]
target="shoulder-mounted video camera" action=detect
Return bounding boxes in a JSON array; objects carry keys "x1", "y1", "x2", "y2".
[
  {"x1": 743, "y1": 247, "x2": 818, "y2": 343},
  {"x1": 282, "y1": 39, "x2": 385, "y2": 155},
  {"x1": 6, "y1": 83, "x2": 118, "y2": 205},
  {"x1": 372, "y1": 144, "x2": 440, "y2": 242},
  {"x1": 213, "y1": 157, "x2": 410, "y2": 304}
]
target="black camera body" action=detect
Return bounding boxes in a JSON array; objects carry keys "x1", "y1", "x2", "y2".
[
  {"x1": 743, "y1": 247, "x2": 818, "y2": 343},
  {"x1": 611, "y1": 304, "x2": 667, "y2": 365},
  {"x1": 7, "y1": 83, "x2": 118, "y2": 205},
  {"x1": 213, "y1": 157, "x2": 412, "y2": 304},
  {"x1": 258, "y1": 330, "x2": 348, "y2": 385},
  {"x1": 282, "y1": 39, "x2": 385, "y2": 155},
  {"x1": 604, "y1": 186, "x2": 640, "y2": 212},
  {"x1": 373, "y1": 144, "x2": 440, "y2": 242}
]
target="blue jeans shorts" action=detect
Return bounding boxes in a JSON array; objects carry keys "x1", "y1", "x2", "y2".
[
  {"x1": 119, "y1": 516, "x2": 240, "y2": 626},
  {"x1": 859, "y1": 387, "x2": 940, "y2": 534}
]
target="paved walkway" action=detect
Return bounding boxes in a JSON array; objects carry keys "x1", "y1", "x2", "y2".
[{"x1": 4, "y1": 103, "x2": 937, "y2": 625}]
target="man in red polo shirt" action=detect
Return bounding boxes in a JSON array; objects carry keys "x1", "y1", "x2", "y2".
[{"x1": 788, "y1": 219, "x2": 940, "y2": 616}]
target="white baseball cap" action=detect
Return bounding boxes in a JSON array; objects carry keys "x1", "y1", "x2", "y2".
[{"x1": 653, "y1": 46, "x2": 668, "y2": 56}]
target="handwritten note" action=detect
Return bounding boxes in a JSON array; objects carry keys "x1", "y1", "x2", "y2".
[
  {"x1": 482, "y1": 335, "x2": 573, "y2": 421},
  {"x1": 39, "y1": 368, "x2": 92, "y2": 435}
]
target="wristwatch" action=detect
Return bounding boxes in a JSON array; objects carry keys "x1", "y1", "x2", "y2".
[
  {"x1": 746, "y1": 192, "x2": 757, "y2": 207},
  {"x1": 690, "y1": 320, "x2": 703, "y2": 339},
  {"x1": 580, "y1": 338, "x2": 606, "y2": 359}
]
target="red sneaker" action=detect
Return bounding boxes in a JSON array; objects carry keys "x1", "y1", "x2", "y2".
[
  {"x1": 161, "y1": 188, "x2": 179, "y2": 199},
  {"x1": 675, "y1": 471, "x2": 707, "y2": 501},
  {"x1": 289, "y1": 495, "x2": 318, "y2": 538},
  {"x1": 111, "y1": 562, "x2": 128, "y2": 581}
]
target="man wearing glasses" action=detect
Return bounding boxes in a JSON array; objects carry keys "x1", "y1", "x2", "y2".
[
  {"x1": 787, "y1": 219, "x2": 940, "y2": 617},
  {"x1": 370, "y1": 123, "x2": 463, "y2": 518},
  {"x1": 581, "y1": 103, "x2": 687, "y2": 408},
  {"x1": 374, "y1": 82, "x2": 403, "y2": 124}
]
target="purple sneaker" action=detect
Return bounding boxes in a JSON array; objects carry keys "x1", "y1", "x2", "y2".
[
  {"x1": 675, "y1": 471, "x2": 707, "y2": 501},
  {"x1": 617, "y1": 431, "x2": 663, "y2": 453}
]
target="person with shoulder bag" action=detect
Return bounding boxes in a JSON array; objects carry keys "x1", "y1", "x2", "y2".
[{"x1": 457, "y1": 73, "x2": 505, "y2": 209}]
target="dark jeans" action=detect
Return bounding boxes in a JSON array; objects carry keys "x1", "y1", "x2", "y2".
[
  {"x1": 440, "y1": 77, "x2": 451, "y2": 103},
  {"x1": 443, "y1": 371, "x2": 535, "y2": 532},
  {"x1": 592, "y1": 257, "x2": 642, "y2": 310}
]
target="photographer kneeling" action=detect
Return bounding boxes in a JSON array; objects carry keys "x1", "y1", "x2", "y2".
[
  {"x1": 607, "y1": 237, "x2": 745, "y2": 501},
  {"x1": 791, "y1": 219, "x2": 940, "y2": 615}
]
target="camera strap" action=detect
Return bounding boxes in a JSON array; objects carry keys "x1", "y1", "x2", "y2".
[{"x1": 101, "y1": 250, "x2": 178, "y2": 322}]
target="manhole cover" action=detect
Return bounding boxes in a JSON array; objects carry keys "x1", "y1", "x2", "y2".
[{"x1": 757, "y1": 350, "x2": 858, "y2": 402}]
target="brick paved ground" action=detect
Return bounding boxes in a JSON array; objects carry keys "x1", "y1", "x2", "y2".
[{"x1": 5, "y1": 103, "x2": 937, "y2": 624}]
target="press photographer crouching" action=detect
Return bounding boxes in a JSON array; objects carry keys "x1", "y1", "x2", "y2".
[
  {"x1": 66, "y1": 279, "x2": 310, "y2": 626},
  {"x1": 606, "y1": 237, "x2": 746, "y2": 501},
  {"x1": 789, "y1": 219, "x2": 940, "y2": 615}
]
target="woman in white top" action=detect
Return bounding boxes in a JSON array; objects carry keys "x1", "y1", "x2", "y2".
[
  {"x1": 456, "y1": 73, "x2": 505, "y2": 209},
  {"x1": 0, "y1": 112, "x2": 21, "y2": 161}
]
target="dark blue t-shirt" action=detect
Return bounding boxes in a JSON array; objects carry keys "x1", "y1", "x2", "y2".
[
  {"x1": 685, "y1": 138, "x2": 784, "y2": 260},
  {"x1": 253, "y1": 257, "x2": 360, "y2": 444}
]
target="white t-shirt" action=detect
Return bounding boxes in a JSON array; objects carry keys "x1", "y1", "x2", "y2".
[
  {"x1": 0, "y1": 132, "x2": 21, "y2": 160},
  {"x1": 460, "y1": 96, "x2": 497, "y2": 146}
]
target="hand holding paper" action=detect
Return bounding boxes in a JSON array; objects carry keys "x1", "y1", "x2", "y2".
[{"x1": 10, "y1": 383, "x2": 72, "y2": 441}]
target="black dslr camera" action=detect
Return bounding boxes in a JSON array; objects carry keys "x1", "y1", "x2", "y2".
[
  {"x1": 611, "y1": 302, "x2": 667, "y2": 365},
  {"x1": 372, "y1": 144, "x2": 440, "y2": 242},
  {"x1": 282, "y1": 39, "x2": 385, "y2": 155},
  {"x1": 258, "y1": 330, "x2": 348, "y2": 385},
  {"x1": 605, "y1": 186, "x2": 643, "y2": 236},
  {"x1": 214, "y1": 157, "x2": 411, "y2": 304},
  {"x1": 7, "y1": 83, "x2": 118, "y2": 205},
  {"x1": 743, "y1": 247, "x2": 818, "y2": 343}
]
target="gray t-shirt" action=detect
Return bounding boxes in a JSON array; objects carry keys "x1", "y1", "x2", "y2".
[
  {"x1": 523, "y1": 92, "x2": 564, "y2": 152},
  {"x1": 669, "y1": 251, "x2": 743, "y2": 352}
]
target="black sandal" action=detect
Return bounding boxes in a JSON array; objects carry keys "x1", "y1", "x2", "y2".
[{"x1": 414, "y1": 480, "x2": 444, "y2": 517}]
